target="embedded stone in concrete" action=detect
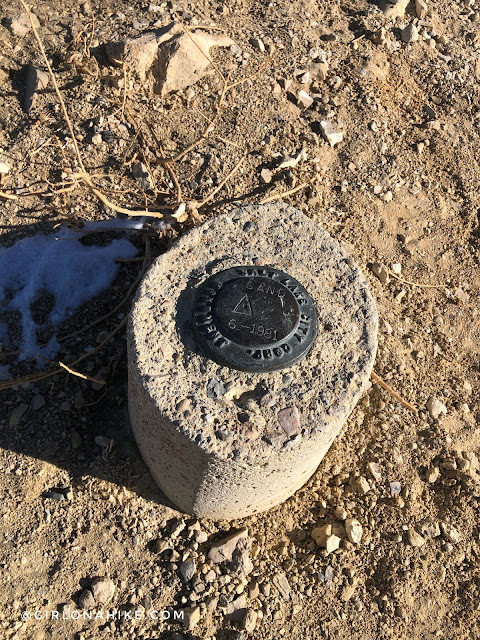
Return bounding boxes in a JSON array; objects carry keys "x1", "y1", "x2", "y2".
[{"x1": 128, "y1": 203, "x2": 378, "y2": 520}]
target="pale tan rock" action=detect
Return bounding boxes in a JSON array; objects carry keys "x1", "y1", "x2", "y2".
[
  {"x1": 181, "y1": 605, "x2": 201, "y2": 630},
  {"x1": 425, "y1": 466, "x2": 440, "y2": 483},
  {"x1": 415, "y1": 0, "x2": 428, "y2": 19},
  {"x1": 91, "y1": 577, "x2": 115, "y2": 604},
  {"x1": 441, "y1": 522, "x2": 461, "y2": 544},
  {"x1": 7, "y1": 12, "x2": 40, "y2": 38},
  {"x1": 407, "y1": 528, "x2": 426, "y2": 547},
  {"x1": 208, "y1": 528, "x2": 249, "y2": 563},
  {"x1": 345, "y1": 518, "x2": 363, "y2": 544},
  {"x1": 312, "y1": 523, "x2": 332, "y2": 547},
  {"x1": 312, "y1": 524, "x2": 341, "y2": 553},
  {"x1": 383, "y1": 0, "x2": 411, "y2": 19},
  {"x1": 106, "y1": 22, "x2": 233, "y2": 95}
]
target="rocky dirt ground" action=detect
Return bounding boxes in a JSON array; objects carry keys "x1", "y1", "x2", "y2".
[{"x1": 0, "y1": 0, "x2": 480, "y2": 638}]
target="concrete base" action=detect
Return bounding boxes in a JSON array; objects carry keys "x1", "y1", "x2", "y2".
[{"x1": 128, "y1": 204, "x2": 378, "y2": 519}]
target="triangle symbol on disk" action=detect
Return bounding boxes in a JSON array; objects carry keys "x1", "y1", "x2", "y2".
[{"x1": 233, "y1": 294, "x2": 253, "y2": 316}]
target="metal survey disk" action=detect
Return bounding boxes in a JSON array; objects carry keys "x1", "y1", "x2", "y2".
[{"x1": 193, "y1": 266, "x2": 318, "y2": 372}]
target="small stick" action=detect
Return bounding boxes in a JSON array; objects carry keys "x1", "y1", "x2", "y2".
[
  {"x1": 370, "y1": 370, "x2": 418, "y2": 414},
  {"x1": 120, "y1": 64, "x2": 128, "y2": 120},
  {"x1": 0, "y1": 192, "x2": 17, "y2": 200},
  {"x1": 59, "y1": 361, "x2": 105, "y2": 385},
  {"x1": 351, "y1": 33, "x2": 366, "y2": 44},
  {"x1": 198, "y1": 152, "x2": 247, "y2": 207},
  {"x1": 259, "y1": 176, "x2": 316, "y2": 204},
  {"x1": 388, "y1": 270, "x2": 447, "y2": 290}
]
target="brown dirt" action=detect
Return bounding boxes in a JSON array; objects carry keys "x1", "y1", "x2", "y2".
[{"x1": 0, "y1": 0, "x2": 479, "y2": 639}]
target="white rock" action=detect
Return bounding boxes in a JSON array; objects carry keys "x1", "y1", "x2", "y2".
[
  {"x1": 260, "y1": 168, "x2": 273, "y2": 184},
  {"x1": 324, "y1": 534, "x2": 340, "y2": 553},
  {"x1": 242, "y1": 608, "x2": 257, "y2": 633},
  {"x1": 0, "y1": 162, "x2": 10, "y2": 174},
  {"x1": 367, "y1": 461, "x2": 382, "y2": 482},
  {"x1": 298, "y1": 71, "x2": 310, "y2": 84},
  {"x1": 91, "y1": 577, "x2": 115, "y2": 604},
  {"x1": 426, "y1": 396, "x2": 447, "y2": 419},
  {"x1": 297, "y1": 90, "x2": 313, "y2": 109},
  {"x1": 391, "y1": 263, "x2": 402, "y2": 275},
  {"x1": 345, "y1": 518, "x2": 363, "y2": 544},
  {"x1": 440, "y1": 522, "x2": 461, "y2": 544},
  {"x1": 320, "y1": 120, "x2": 343, "y2": 146},
  {"x1": 334, "y1": 506, "x2": 348, "y2": 520},
  {"x1": 401, "y1": 23, "x2": 419, "y2": 43}
]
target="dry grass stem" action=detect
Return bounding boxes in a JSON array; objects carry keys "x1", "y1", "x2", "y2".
[
  {"x1": 371, "y1": 370, "x2": 418, "y2": 414},
  {"x1": 59, "y1": 361, "x2": 105, "y2": 385},
  {"x1": 259, "y1": 176, "x2": 317, "y2": 204},
  {"x1": 198, "y1": 152, "x2": 247, "y2": 207},
  {"x1": 388, "y1": 270, "x2": 447, "y2": 290}
]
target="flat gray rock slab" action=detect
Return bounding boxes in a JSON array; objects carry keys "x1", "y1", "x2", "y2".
[{"x1": 128, "y1": 203, "x2": 378, "y2": 519}]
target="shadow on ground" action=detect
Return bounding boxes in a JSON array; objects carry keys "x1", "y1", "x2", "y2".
[{"x1": 0, "y1": 217, "x2": 182, "y2": 512}]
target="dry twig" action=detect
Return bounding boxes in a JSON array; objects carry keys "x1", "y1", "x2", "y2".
[
  {"x1": 259, "y1": 176, "x2": 317, "y2": 204},
  {"x1": 59, "y1": 361, "x2": 105, "y2": 385},
  {"x1": 388, "y1": 270, "x2": 447, "y2": 290},
  {"x1": 370, "y1": 370, "x2": 418, "y2": 414}
]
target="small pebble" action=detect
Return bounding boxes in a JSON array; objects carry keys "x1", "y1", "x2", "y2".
[
  {"x1": 8, "y1": 404, "x2": 29, "y2": 427},
  {"x1": 297, "y1": 90, "x2": 314, "y2": 109},
  {"x1": 31, "y1": 394, "x2": 46, "y2": 411},
  {"x1": 440, "y1": 522, "x2": 461, "y2": 544},
  {"x1": 320, "y1": 120, "x2": 343, "y2": 146},
  {"x1": 260, "y1": 168, "x2": 273, "y2": 184},
  {"x1": 407, "y1": 528, "x2": 426, "y2": 547},
  {"x1": 345, "y1": 518, "x2": 363, "y2": 544},
  {"x1": 355, "y1": 476, "x2": 371, "y2": 495},
  {"x1": 370, "y1": 263, "x2": 390, "y2": 284},
  {"x1": 250, "y1": 37, "x2": 265, "y2": 52},
  {"x1": 425, "y1": 467, "x2": 440, "y2": 483},
  {"x1": 277, "y1": 406, "x2": 301, "y2": 436},
  {"x1": 401, "y1": 23, "x2": 419, "y2": 43},
  {"x1": 426, "y1": 396, "x2": 447, "y2": 419}
]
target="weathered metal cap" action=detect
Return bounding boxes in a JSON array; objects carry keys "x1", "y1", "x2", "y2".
[{"x1": 193, "y1": 266, "x2": 318, "y2": 372}]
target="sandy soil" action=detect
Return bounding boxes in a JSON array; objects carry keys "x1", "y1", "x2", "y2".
[{"x1": 0, "y1": 0, "x2": 479, "y2": 638}]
